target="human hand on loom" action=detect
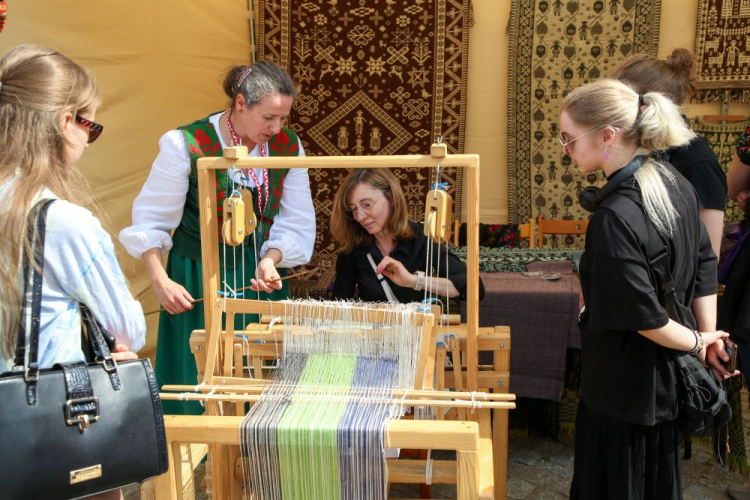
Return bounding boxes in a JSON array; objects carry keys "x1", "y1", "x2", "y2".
[
  {"x1": 143, "y1": 269, "x2": 317, "y2": 316},
  {"x1": 376, "y1": 256, "x2": 416, "y2": 289},
  {"x1": 251, "y1": 255, "x2": 283, "y2": 293},
  {"x1": 153, "y1": 276, "x2": 195, "y2": 314}
]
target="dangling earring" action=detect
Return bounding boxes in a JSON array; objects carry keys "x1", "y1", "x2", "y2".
[{"x1": 602, "y1": 149, "x2": 609, "y2": 161}]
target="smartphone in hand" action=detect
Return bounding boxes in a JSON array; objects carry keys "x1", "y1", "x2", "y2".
[{"x1": 725, "y1": 338, "x2": 739, "y2": 373}]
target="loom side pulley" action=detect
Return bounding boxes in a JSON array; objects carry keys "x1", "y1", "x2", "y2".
[
  {"x1": 221, "y1": 146, "x2": 258, "y2": 246},
  {"x1": 424, "y1": 142, "x2": 453, "y2": 244},
  {"x1": 222, "y1": 194, "x2": 245, "y2": 246}
]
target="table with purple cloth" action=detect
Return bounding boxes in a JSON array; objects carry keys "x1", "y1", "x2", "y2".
[{"x1": 460, "y1": 259, "x2": 581, "y2": 402}]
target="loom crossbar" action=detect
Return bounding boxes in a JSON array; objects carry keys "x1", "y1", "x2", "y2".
[{"x1": 152, "y1": 415, "x2": 492, "y2": 500}]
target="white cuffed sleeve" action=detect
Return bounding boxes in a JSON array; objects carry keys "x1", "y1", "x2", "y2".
[
  {"x1": 45, "y1": 202, "x2": 146, "y2": 353},
  {"x1": 260, "y1": 142, "x2": 316, "y2": 267},
  {"x1": 118, "y1": 130, "x2": 191, "y2": 258}
]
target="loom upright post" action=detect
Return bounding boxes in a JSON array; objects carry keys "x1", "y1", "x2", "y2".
[
  {"x1": 198, "y1": 167, "x2": 221, "y2": 338},
  {"x1": 465, "y1": 157, "x2": 479, "y2": 394}
]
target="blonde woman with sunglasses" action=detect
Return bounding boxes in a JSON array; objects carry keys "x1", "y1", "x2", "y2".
[{"x1": 0, "y1": 45, "x2": 145, "y2": 500}]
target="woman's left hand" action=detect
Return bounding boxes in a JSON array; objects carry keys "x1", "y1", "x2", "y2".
[
  {"x1": 252, "y1": 257, "x2": 283, "y2": 293},
  {"x1": 377, "y1": 256, "x2": 417, "y2": 289},
  {"x1": 111, "y1": 343, "x2": 138, "y2": 361},
  {"x1": 697, "y1": 330, "x2": 730, "y2": 366}
]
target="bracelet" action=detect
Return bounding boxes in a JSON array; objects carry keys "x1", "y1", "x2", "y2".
[
  {"x1": 413, "y1": 271, "x2": 425, "y2": 291},
  {"x1": 687, "y1": 330, "x2": 704, "y2": 355}
]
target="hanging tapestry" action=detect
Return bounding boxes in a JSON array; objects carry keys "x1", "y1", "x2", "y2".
[
  {"x1": 258, "y1": 0, "x2": 471, "y2": 285},
  {"x1": 691, "y1": 118, "x2": 748, "y2": 222},
  {"x1": 507, "y1": 0, "x2": 661, "y2": 247},
  {"x1": 692, "y1": 0, "x2": 750, "y2": 104}
]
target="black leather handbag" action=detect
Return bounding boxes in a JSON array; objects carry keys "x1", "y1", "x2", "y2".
[{"x1": 0, "y1": 200, "x2": 169, "y2": 499}]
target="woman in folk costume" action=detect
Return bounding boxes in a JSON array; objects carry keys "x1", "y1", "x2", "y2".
[{"x1": 120, "y1": 61, "x2": 315, "y2": 414}]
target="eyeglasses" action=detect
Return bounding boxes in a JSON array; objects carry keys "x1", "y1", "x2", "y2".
[
  {"x1": 75, "y1": 115, "x2": 104, "y2": 144},
  {"x1": 344, "y1": 194, "x2": 383, "y2": 220},
  {"x1": 558, "y1": 125, "x2": 612, "y2": 154}
]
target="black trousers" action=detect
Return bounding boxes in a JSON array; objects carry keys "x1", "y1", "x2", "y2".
[{"x1": 570, "y1": 399, "x2": 682, "y2": 500}]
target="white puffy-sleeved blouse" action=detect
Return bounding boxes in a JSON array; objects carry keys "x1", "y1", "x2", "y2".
[{"x1": 118, "y1": 112, "x2": 315, "y2": 268}]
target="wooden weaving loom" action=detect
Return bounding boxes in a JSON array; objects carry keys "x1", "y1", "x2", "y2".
[{"x1": 145, "y1": 145, "x2": 515, "y2": 500}]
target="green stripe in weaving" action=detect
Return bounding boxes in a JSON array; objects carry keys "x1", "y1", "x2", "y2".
[{"x1": 277, "y1": 354, "x2": 357, "y2": 500}]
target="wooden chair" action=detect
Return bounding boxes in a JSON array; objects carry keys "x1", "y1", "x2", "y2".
[
  {"x1": 536, "y1": 215, "x2": 588, "y2": 248},
  {"x1": 519, "y1": 218, "x2": 535, "y2": 248}
]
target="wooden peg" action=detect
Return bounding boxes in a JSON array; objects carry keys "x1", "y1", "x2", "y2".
[
  {"x1": 430, "y1": 143, "x2": 448, "y2": 158},
  {"x1": 239, "y1": 189, "x2": 258, "y2": 235},
  {"x1": 223, "y1": 146, "x2": 248, "y2": 159}
]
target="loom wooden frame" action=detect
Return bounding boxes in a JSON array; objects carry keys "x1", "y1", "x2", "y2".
[
  {"x1": 196, "y1": 152, "x2": 483, "y2": 390},
  {"x1": 148, "y1": 150, "x2": 512, "y2": 500}
]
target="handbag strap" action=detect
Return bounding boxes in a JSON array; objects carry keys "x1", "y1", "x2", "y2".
[
  {"x1": 13, "y1": 199, "x2": 55, "y2": 404},
  {"x1": 61, "y1": 362, "x2": 101, "y2": 430},
  {"x1": 80, "y1": 304, "x2": 122, "y2": 391},
  {"x1": 599, "y1": 193, "x2": 678, "y2": 320}
]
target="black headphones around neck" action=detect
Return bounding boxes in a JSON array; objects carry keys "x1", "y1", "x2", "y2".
[{"x1": 578, "y1": 155, "x2": 647, "y2": 212}]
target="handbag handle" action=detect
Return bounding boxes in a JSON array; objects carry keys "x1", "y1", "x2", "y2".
[
  {"x1": 80, "y1": 304, "x2": 122, "y2": 390},
  {"x1": 12, "y1": 199, "x2": 55, "y2": 404}
]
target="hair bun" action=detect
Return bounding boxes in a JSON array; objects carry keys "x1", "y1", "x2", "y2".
[{"x1": 665, "y1": 48, "x2": 693, "y2": 77}]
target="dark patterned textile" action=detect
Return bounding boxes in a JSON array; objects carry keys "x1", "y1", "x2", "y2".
[
  {"x1": 693, "y1": 0, "x2": 750, "y2": 103},
  {"x1": 738, "y1": 121, "x2": 750, "y2": 165},
  {"x1": 258, "y1": 0, "x2": 471, "y2": 283},
  {"x1": 507, "y1": 0, "x2": 661, "y2": 241},
  {"x1": 457, "y1": 223, "x2": 522, "y2": 248},
  {"x1": 470, "y1": 260, "x2": 581, "y2": 400},
  {"x1": 452, "y1": 246, "x2": 581, "y2": 273}
]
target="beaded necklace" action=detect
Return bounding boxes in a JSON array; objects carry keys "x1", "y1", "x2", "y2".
[{"x1": 226, "y1": 110, "x2": 270, "y2": 217}]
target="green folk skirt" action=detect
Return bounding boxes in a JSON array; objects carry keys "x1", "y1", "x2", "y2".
[{"x1": 155, "y1": 249, "x2": 288, "y2": 415}]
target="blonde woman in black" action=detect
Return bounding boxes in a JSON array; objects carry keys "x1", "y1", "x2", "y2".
[{"x1": 561, "y1": 78, "x2": 731, "y2": 500}]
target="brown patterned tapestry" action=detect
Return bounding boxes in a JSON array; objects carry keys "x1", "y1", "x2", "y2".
[
  {"x1": 258, "y1": 0, "x2": 471, "y2": 286},
  {"x1": 691, "y1": 118, "x2": 748, "y2": 221},
  {"x1": 507, "y1": 0, "x2": 661, "y2": 247},
  {"x1": 693, "y1": 0, "x2": 750, "y2": 103}
]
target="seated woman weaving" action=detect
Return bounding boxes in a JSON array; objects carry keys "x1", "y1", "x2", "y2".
[{"x1": 330, "y1": 168, "x2": 483, "y2": 302}]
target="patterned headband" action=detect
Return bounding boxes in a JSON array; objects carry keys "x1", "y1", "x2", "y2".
[{"x1": 237, "y1": 66, "x2": 253, "y2": 88}]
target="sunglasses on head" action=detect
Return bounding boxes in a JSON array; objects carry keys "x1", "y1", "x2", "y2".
[{"x1": 74, "y1": 115, "x2": 104, "y2": 144}]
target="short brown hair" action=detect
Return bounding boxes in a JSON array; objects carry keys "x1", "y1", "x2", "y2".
[
  {"x1": 612, "y1": 48, "x2": 696, "y2": 105},
  {"x1": 330, "y1": 169, "x2": 414, "y2": 253}
]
